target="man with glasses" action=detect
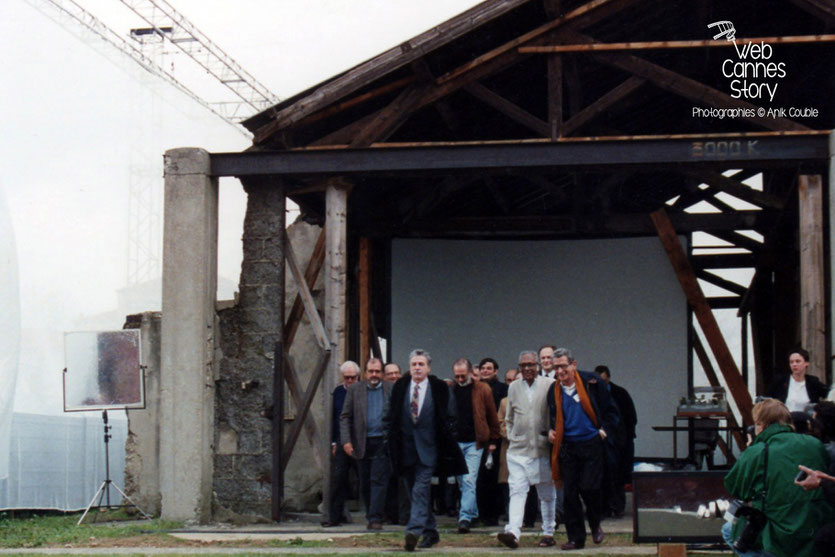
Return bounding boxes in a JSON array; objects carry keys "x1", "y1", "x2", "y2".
[
  {"x1": 451, "y1": 358, "x2": 500, "y2": 533},
  {"x1": 547, "y1": 349, "x2": 620, "y2": 550},
  {"x1": 322, "y1": 361, "x2": 360, "y2": 527},
  {"x1": 498, "y1": 351, "x2": 557, "y2": 549},
  {"x1": 340, "y1": 358, "x2": 392, "y2": 530}
]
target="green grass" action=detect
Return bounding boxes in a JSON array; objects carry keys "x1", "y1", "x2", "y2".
[{"x1": 0, "y1": 510, "x2": 181, "y2": 548}]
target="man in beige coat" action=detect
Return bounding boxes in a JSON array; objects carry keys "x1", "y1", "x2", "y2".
[{"x1": 497, "y1": 351, "x2": 557, "y2": 548}]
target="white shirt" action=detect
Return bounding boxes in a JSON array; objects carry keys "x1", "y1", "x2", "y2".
[
  {"x1": 408, "y1": 378, "x2": 428, "y2": 416},
  {"x1": 786, "y1": 377, "x2": 810, "y2": 412}
]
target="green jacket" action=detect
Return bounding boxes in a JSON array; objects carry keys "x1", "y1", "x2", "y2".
[{"x1": 724, "y1": 424, "x2": 834, "y2": 557}]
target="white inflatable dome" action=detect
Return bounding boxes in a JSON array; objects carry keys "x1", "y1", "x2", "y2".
[{"x1": 0, "y1": 183, "x2": 20, "y2": 480}]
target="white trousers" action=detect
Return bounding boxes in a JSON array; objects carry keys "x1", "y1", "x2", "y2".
[{"x1": 504, "y1": 455, "x2": 556, "y2": 539}]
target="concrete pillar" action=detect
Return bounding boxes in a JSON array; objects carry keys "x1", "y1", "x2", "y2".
[{"x1": 160, "y1": 148, "x2": 218, "y2": 522}]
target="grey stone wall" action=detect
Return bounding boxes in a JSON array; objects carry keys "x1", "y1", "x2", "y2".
[{"x1": 214, "y1": 183, "x2": 326, "y2": 517}]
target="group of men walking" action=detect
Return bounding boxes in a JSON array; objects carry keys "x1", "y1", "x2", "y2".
[{"x1": 328, "y1": 346, "x2": 636, "y2": 552}]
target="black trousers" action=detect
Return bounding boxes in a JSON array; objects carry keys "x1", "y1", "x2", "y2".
[
  {"x1": 476, "y1": 448, "x2": 501, "y2": 525},
  {"x1": 602, "y1": 440, "x2": 625, "y2": 516},
  {"x1": 386, "y1": 474, "x2": 411, "y2": 524},
  {"x1": 561, "y1": 436, "x2": 604, "y2": 546},
  {"x1": 328, "y1": 446, "x2": 356, "y2": 523},
  {"x1": 358, "y1": 437, "x2": 390, "y2": 523},
  {"x1": 816, "y1": 522, "x2": 835, "y2": 555}
]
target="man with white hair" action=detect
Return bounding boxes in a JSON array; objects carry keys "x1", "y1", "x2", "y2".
[
  {"x1": 386, "y1": 349, "x2": 467, "y2": 551},
  {"x1": 322, "y1": 360, "x2": 360, "y2": 527},
  {"x1": 497, "y1": 350, "x2": 557, "y2": 549}
]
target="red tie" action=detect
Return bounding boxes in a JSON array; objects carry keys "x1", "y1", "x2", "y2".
[{"x1": 411, "y1": 384, "x2": 420, "y2": 423}]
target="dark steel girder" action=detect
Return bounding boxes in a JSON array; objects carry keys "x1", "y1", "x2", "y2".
[{"x1": 211, "y1": 133, "x2": 830, "y2": 178}]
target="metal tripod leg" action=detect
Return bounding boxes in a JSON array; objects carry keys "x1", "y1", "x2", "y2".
[
  {"x1": 108, "y1": 481, "x2": 152, "y2": 520},
  {"x1": 77, "y1": 481, "x2": 108, "y2": 526}
]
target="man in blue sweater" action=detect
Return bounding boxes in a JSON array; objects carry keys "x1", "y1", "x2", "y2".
[{"x1": 547, "y1": 349, "x2": 620, "y2": 550}]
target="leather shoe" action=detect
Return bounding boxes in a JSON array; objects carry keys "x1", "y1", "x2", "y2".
[
  {"x1": 560, "y1": 541, "x2": 584, "y2": 550},
  {"x1": 320, "y1": 520, "x2": 341, "y2": 527},
  {"x1": 367, "y1": 521, "x2": 383, "y2": 530},
  {"x1": 538, "y1": 536, "x2": 556, "y2": 547},
  {"x1": 457, "y1": 520, "x2": 470, "y2": 534},
  {"x1": 417, "y1": 531, "x2": 440, "y2": 548},
  {"x1": 404, "y1": 532, "x2": 418, "y2": 552},
  {"x1": 592, "y1": 526, "x2": 605, "y2": 544},
  {"x1": 497, "y1": 532, "x2": 519, "y2": 549}
]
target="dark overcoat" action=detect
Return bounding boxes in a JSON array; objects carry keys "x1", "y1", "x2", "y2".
[{"x1": 385, "y1": 373, "x2": 468, "y2": 477}]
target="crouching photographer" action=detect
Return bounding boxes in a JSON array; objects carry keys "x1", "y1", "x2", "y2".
[{"x1": 722, "y1": 399, "x2": 833, "y2": 557}]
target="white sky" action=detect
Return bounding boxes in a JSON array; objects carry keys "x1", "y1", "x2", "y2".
[{"x1": 0, "y1": 0, "x2": 481, "y2": 414}]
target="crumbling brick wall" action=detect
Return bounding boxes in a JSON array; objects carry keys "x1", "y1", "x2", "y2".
[{"x1": 214, "y1": 182, "x2": 325, "y2": 518}]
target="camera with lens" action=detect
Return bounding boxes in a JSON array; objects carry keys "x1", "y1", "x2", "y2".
[{"x1": 724, "y1": 500, "x2": 767, "y2": 553}]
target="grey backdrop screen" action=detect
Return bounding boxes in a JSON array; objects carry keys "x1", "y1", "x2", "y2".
[{"x1": 391, "y1": 237, "x2": 688, "y2": 458}]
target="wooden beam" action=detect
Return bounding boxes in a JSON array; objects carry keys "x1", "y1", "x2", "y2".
[
  {"x1": 349, "y1": 84, "x2": 429, "y2": 147},
  {"x1": 281, "y1": 349, "x2": 330, "y2": 473},
  {"x1": 437, "y1": 0, "x2": 626, "y2": 86},
  {"x1": 710, "y1": 231, "x2": 763, "y2": 254},
  {"x1": 692, "y1": 334, "x2": 746, "y2": 452},
  {"x1": 280, "y1": 348, "x2": 322, "y2": 461},
  {"x1": 301, "y1": 76, "x2": 417, "y2": 127},
  {"x1": 465, "y1": 82, "x2": 550, "y2": 137},
  {"x1": 358, "y1": 237, "x2": 373, "y2": 369},
  {"x1": 686, "y1": 170, "x2": 784, "y2": 210},
  {"x1": 519, "y1": 34, "x2": 835, "y2": 53},
  {"x1": 799, "y1": 174, "x2": 826, "y2": 381},
  {"x1": 562, "y1": 76, "x2": 644, "y2": 135},
  {"x1": 250, "y1": 0, "x2": 532, "y2": 141},
  {"x1": 544, "y1": 0, "x2": 563, "y2": 139},
  {"x1": 319, "y1": 0, "x2": 642, "y2": 147},
  {"x1": 284, "y1": 228, "x2": 326, "y2": 347},
  {"x1": 321, "y1": 180, "x2": 349, "y2": 522},
  {"x1": 692, "y1": 253, "x2": 756, "y2": 269},
  {"x1": 790, "y1": 0, "x2": 835, "y2": 24},
  {"x1": 707, "y1": 296, "x2": 743, "y2": 310},
  {"x1": 363, "y1": 210, "x2": 775, "y2": 236},
  {"x1": 271, "y1": 188, "x2": 287, "y2": 521},
  {"x1": 555, "y1": 29, "x2": 809, "y2": 133},
  {"x1": 284, "y1": 230, "x2": 330, "y2": 350},
  {"x1": 696, "y1": 269, "x2": 749, "y2": 296},
  {"x1": 651, "y1": 208, "x2": 753, "y2": 425}
]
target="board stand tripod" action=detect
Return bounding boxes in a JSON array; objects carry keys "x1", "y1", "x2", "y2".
[{"x1": 77, "y1": 410, "x2": 152, "y2": 525}]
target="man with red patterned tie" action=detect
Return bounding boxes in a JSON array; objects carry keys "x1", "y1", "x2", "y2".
[{"x1": 385, "y1": 349, "x2": 467, "y2": 551}]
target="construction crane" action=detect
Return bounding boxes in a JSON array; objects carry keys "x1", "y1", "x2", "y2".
[
  {"x1": 21, "y1": 0, "x2": 280, "y2": 286},
  {"x1": 119, "y1": 0, "x2": 279, "y2": 122},
  {"x1": 22, "y1": 0, "x2": 279, "y2": 130}
]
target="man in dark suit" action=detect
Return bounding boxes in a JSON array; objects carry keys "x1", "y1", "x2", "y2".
[
  {"x1": 340, "y1": 357, "x2": 393, "y2": 530},
  {"x1": 596, "y1": 365, "x2": 637, "y2": 518},
  {"x1": 386, "y1": 349, "x2": 467, "y2": 551},
  {"x1": 322, "y1": 361, "x2": 360, "y2": 527}
]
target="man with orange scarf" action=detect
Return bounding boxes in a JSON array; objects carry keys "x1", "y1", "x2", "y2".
[{"x1": 547, "y1": 348, "x2": 620, "y2": 551}]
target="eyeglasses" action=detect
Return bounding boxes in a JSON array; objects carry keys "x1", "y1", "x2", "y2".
[
  {"x1": 344, "y1": 375, "x2": 359, "y2": 381},
  {"x1": 554, "y1": 364, "x2": 571, "y2": 371},
  {"x1": 518, "y1": 363, "x2": 537, "y2": 369}
]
